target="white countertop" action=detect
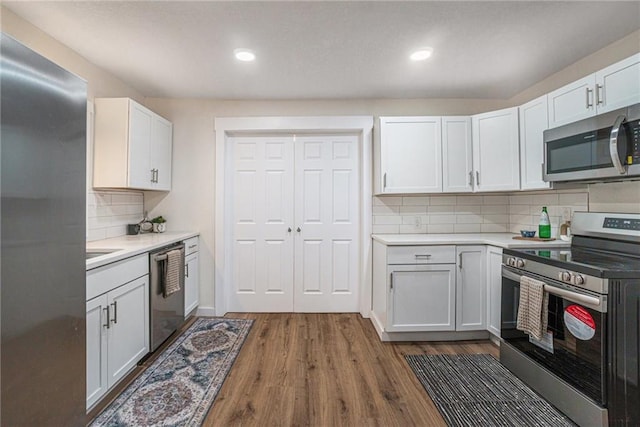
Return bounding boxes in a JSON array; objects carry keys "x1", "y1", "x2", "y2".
[
  {"x1": 86, "y1": 231, "x2": 199, "y2": 270},
  {"x1": 372, "y1": 233, "x2": 571, "y2": 249}
]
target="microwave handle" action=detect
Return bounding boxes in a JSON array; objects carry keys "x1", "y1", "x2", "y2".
[{"x1": 610, "y1": 115, "x2": 627, "y2": 175}]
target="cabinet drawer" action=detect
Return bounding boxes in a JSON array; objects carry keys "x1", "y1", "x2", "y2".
[
  {"x1": 87, "y1": 254, "x2": 148, "y2": 300},
  {"x1": 387, "y1": 245, "x2": 455, "y2": 265},
  {"x1": 184, "y1": 237, "x2": 199, "y2": 255}
]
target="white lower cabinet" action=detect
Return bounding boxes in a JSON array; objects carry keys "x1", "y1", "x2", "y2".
[
  {"x1": 86, "y1": 255, "x2": 150, "y2": 411},
  {"x1": 486, "y1": 246, "x2": 503, "y2": 337},
  {"x1": 456, "y1": 246, "x2": 486, "y2": 331},
  {"x1": 372, "y1": 241, "x2": 487, "y2": 337},
  {"x1": 184, "y1": 252, "x2": 199, "y2": 316},
  {"x1": 388, "y1": 265, "x2": 456, "y2": 332}
]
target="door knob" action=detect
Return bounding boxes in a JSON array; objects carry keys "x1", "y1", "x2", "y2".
[
  {"x1": 287, "y1": 227, "x2": 292, "y2": 233},
  {"x1": 296, "y1": 227, "x2": 301, "y2": 232}
]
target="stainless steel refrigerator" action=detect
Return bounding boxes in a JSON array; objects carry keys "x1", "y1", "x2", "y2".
[{"x1": 1, "y1": 33, "x2": 87, "y2": 425}]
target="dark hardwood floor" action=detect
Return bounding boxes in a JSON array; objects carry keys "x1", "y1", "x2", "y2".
[{"x1": 203, "y1": 313, "x2": 498, "y2": 426}]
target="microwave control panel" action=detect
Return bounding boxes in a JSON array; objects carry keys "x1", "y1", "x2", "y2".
[{"x1": 630, "y1": 119, "x2": 640, "y2": 165}]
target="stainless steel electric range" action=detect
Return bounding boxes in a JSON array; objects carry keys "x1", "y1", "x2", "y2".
[{"x1": 500, "y1": 212, "x2": 640, "y2": 427}]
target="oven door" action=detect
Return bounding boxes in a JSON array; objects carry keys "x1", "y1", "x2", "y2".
[{"x1": 501, "y1": 265, "x2": 607, "y2": 406}]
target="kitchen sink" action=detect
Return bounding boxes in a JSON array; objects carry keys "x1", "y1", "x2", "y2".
[{"x1": 85, "y1": 249, "x2": 121, "y2": 260}]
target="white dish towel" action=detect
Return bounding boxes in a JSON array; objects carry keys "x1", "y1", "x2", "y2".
[
  {"x1": 163, "y1": 248, "x2": 183, "y2": 298},
  {"x1": 516, "y1": 275, "x2": 549, "y2": 341}
]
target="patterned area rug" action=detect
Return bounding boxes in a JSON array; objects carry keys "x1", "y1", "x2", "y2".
[
  {"x1": 91, "y1": 317, "x2": 253, "y2": 427},
  {"x1": 406, "y1": 354, "x2": 576, "y2": 427}
]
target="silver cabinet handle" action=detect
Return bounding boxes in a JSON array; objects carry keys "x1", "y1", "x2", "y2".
[
  {"x1": 110, "y1": 301, "x2": 117, "y2": 324},
  {"x1": 296, "y1": 227, "x2": 301, "y2": 232},
  {"x1": 185, "y1": 263, "x2": 189, "y2": 278},
  {"x1": 586, "y1": 87, "x2": 593, "y2": 108},
  {"x1": 188, "y1": 244, "x2": 197, "y2": 249},
  {"x1": 609, "y1": 114, "x2": 627, "y2": 175},
  {"x1": 150, "y1": 169, "x2": 155, "y2": 183},
  {"x1": 596, "y1": 84, "x2": 603, "y2": 105},
  {"x1": 459, "y1": 252, "x2": 463, "y2": 269},
  {"x1": 155, "y1": 169, "x2": 159, "y2": 183},
  {"x1": 476, "y1": 171, "x2": 480, "y2": 186},
  {"x1": 468, "y1": 171, "x2": 473, "y2": 186},
  {"x1": 390, "y1": 271, "x2": 394, "y2": 290},
  {"x1": 103, "y1": 306, "x2": 110, "y2": 329},
  {"x1": 383, "y1": 172, "x2": 387, "y2": 190},
  {"x1": 415, "y1": 254, "x2": 431, "y2": 259}
]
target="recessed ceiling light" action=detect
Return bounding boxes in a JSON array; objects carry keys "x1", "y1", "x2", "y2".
[
  {"x1": 410, "y1": 47, "x2": 434, "y2": 61},
  {"x1": 234, "y1": 48, "x2": 256, "y2": 62}
]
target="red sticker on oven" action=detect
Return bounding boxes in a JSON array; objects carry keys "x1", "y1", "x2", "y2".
[{"x1": 564, "y1": 305, "x2": 596, "y2": 340}]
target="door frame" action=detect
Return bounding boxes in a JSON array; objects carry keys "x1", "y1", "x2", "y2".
[{"x1": 214, "y1": 116, "x2": 374, "y2": 317}]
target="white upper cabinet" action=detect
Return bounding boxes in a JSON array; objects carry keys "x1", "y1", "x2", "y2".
[
  {"x1": 548, "y1": 53, "x2": 640, "y2": 128},
  {"x1": 595, "y1": 53, "x2": 640, "y2": 114},
  {"x1": 93, "y1": 98, "x2": 173, "y2": 191},
  {"x1": 379, "y1": 117, "x2": 442, "y2": 193},
  {"x1": 519, "y1": 95, "x2": 551, "y2": 190},
  {"x1": 471, "y1": 107, "x2": 520, "y2": 192},
  {"x1": 547, "y1": 75, "x2": 595, "y2": 129},
  {"x1": 442, "y1": 116, "x2": 473, "y2": 193}
]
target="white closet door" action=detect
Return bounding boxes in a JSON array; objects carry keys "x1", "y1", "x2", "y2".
[
  {"x1": 294, "y1": 135, "x2": 359, "y2": 312},
  {"x1": 228, "y1": 136, "x2": 295, "y2": 312}
]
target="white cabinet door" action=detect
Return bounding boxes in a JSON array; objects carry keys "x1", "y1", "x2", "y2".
[
  {"x1": 151, "y1": 115, "x2": 173, "y2": 191},
  {"x1": 455, "y1": 246, "x2": 486, "y2": 331},
  {"x1": 86, "y1": 295, "x2": 108, "y2": 410},
  {"x1": 486, "y1": 246, "x2": 503, "y2": 337},
  {"x1": 442, "y1": 116, "x2": 473, "y2": 193},
  {"x1": 387, "y1": 265, "x2": 456, "y2": 332},
  {"x1": 519, "y1": 95, "x2": 551, "y2": 190},
  {"x1": 547, "y1": 75, "x2": 596, "y2": 128},
  {"x1": 294, "y1": 135, "x2": 360, "y2": 312},
  {"x1": 184, "y1": 252, "x2": 199, "y2": 316},
  {"x1": 596, "y1": 53, "x2": 640, "y2": 114},
  {"x1": 128, "y1": 102, "x2": 154, "y2": 189},
  {"x1": 94, "y1": 98, "x2": 172, "y2": 191},
  {"x1": 472, "y1": 107, "x2": 520, "y2": 192},
  {"x1": 107, "y1": 276, "x2": 149, "y2": 388},
  {"x1": 379, "y1": 117, "x2": 442, "y2": 193}
]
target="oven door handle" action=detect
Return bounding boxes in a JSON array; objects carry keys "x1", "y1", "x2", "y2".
[
  {"x1": 502, "y1": 267, "x2": 605, "y2": 312},
  {"x1": 543, "y1": 284, "x2": 602, "y2": 309},
  {"x1": 609, "y1": 114, "x2": 627, "y2": 175}
]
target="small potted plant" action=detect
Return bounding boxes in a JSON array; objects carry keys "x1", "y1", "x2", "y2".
[{"x1": 151, "y1": 216, "x2": 167, "y2": 233}]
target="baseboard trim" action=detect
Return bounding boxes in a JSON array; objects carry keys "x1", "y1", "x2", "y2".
[{"x1": 196, "y1": 306, "x2": 216, "y2": 317}]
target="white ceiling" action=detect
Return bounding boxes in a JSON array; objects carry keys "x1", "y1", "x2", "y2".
[{"x1": 4, "y1": 1, "x2": 640, "y2": 100}]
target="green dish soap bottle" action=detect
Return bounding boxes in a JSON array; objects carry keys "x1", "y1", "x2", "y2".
[{"x1": 538, "y1": 206, "x2": 551, "y2": 239}]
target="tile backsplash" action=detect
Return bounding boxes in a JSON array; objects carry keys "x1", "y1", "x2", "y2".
[
  {"x1": 373, "y1": 190, "x2": 589, "y2": 237},
  {"x1": 87, "y1": 190, "x2": 144, "y2": 241}
]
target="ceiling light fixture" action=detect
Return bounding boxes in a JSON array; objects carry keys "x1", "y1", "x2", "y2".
[
  {"x1": 234, "y1": 48, "x2": 256, "y2": 62},
  {"x1": 410, "y1": 47, "x2": 434, "y2": 61}
]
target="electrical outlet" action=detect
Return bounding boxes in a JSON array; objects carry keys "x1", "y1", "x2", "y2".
[{"x1": 414, "y1": 216, "x2": 422, "y2": 228}]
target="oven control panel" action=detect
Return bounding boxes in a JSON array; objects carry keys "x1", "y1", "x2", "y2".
[
  {"x1": 505, "y1": 257, "x2": 526, "y2": 268},
  {"x1": 603, "y1": 217, "x2": 640, "y2": 231},
  {"x1": 558, "y1": 270, "x2": 586, "y2": 286}
]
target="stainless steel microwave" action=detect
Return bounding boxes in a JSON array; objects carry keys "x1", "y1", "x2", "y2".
[{"x1": 543, "y1": 103, "x2": 640, "y2": 182}]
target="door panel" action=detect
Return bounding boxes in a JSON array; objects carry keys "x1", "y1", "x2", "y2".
[
  {"x1": 229, "y1": 136, "x2": 295, "y2": 312},
  {"x1": 128, "y1": 103, "x2": 152, "y2": 188},
  {"x1": 294, "y1": 135, "x2": 359, "y2": 312},
  {"x1": 228, "y1": 134, "x2": 359, "y2": 313}
]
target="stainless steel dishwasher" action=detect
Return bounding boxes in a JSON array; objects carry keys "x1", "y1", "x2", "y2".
[{"x1": 149, "y1": 242, "x2": 185, "y2": 352}]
